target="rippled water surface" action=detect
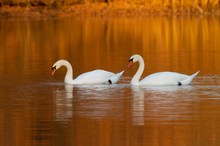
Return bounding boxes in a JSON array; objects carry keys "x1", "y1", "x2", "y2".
[{"x1": 0, "y1": 16, "x2": 220, "y2": 146}]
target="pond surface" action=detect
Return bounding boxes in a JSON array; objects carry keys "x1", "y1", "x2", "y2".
[{"x1": 0, "y1": 16, "x2": 220, "y2": 146}]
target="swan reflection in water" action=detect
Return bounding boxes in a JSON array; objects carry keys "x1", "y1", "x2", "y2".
[
  {"x1": 131, "y1": 86, "x2": 145, "y2": 125},
  {"x1": 131, "y1": 85, "x2": 196, "y2": 125},
  {"x1": 55, "y1": 84, "x2": 74, "y2": 122},
  {"x1": 54, "y1": 84, "x2": 126, "y2": 121},
  {"x1": 54, "y1": 82, "x2": 197, "y2": 125},
  {"x1": 72, "y1": 84, "x2": 125, "y2": 119}
]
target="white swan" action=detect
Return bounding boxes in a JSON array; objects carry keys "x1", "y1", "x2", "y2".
[
  {"x1": 127, "y1": 54, "x2": 199, "y2": 86},
  {"x1": 51, "y1": 60, "x2": 124, "y2": 85}
]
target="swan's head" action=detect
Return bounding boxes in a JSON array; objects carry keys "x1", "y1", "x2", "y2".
[
  {"x1": 51, "y1": 60, "x2": 67, "y2": 76},
  {"x1": 127, "y1": 54, "x2": 142, "y2": 68}
]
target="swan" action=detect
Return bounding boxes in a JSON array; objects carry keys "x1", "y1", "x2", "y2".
[
  {"x1": 127, "y1": 54, "x2": 199, "y2": 86},
  {"x1": 51, "y1": 60, "x2": 124, "y2": 85}
]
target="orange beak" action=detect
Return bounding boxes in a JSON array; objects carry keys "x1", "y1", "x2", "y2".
[
  {"x1": 51, "y1": 69, "x2": 56, "y2": 76},
  {"x1": 127, "y1": 60, "x2": 133, "y2": 68}
]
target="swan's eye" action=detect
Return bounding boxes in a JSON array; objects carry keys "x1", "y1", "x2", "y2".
[
  {"x1": 129, "y1": 58, "x2": 134, "y2": 62},
  {"x1": 52, "y1": 66, "x2": 56, "y2": 70}
]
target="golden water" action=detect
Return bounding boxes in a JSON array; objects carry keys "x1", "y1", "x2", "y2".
[{"x1": 0, "y1": 16, "x2": 220, "y2": 146}]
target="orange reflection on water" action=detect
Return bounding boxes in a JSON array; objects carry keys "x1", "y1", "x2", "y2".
[
  {"x1": 0, "y1": 16, "x2": 220, "y2": 146},
  {"x1": 0, "y1": 17, "x2": 219, "y2": 77}
]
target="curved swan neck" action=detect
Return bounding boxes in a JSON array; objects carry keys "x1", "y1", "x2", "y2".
[
  {"x1": 60, "y1": 60, "x2": 73, "y2": 84},
  {"x1": 131, "y1": 56, "x2": 145, "y2": 85}
]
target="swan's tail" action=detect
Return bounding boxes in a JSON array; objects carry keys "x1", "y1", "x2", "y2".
[
  {"x1": 107, "y1": 70, "x2": 124, "y2": 84},
  {"x1": 180, "y1": 70, "x2": 200, "y2": 85}
]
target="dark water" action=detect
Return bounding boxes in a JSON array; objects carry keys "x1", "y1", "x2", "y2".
[{"x1": 0, "y1": 16, "x2": 220, "y2": 146}]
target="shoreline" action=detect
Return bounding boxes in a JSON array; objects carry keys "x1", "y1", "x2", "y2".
[{"x1": 1, "y1": 3, "x2": 220, "y2": 18}]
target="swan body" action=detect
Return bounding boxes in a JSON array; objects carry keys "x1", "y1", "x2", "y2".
[
  {"x1": 51, "y1": 60, "x2": 124, "y2": 85},
  {"x1": 128, "y1": 54, "x2": 199, "y2": 86}
]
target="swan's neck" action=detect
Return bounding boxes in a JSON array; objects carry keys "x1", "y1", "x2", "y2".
[
  {"x1": 131, "y1": 57, "x2": 145, "y2": 85},
  {"x1": 62, "y1": 61, "x2": 74, "y2": 84}
]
